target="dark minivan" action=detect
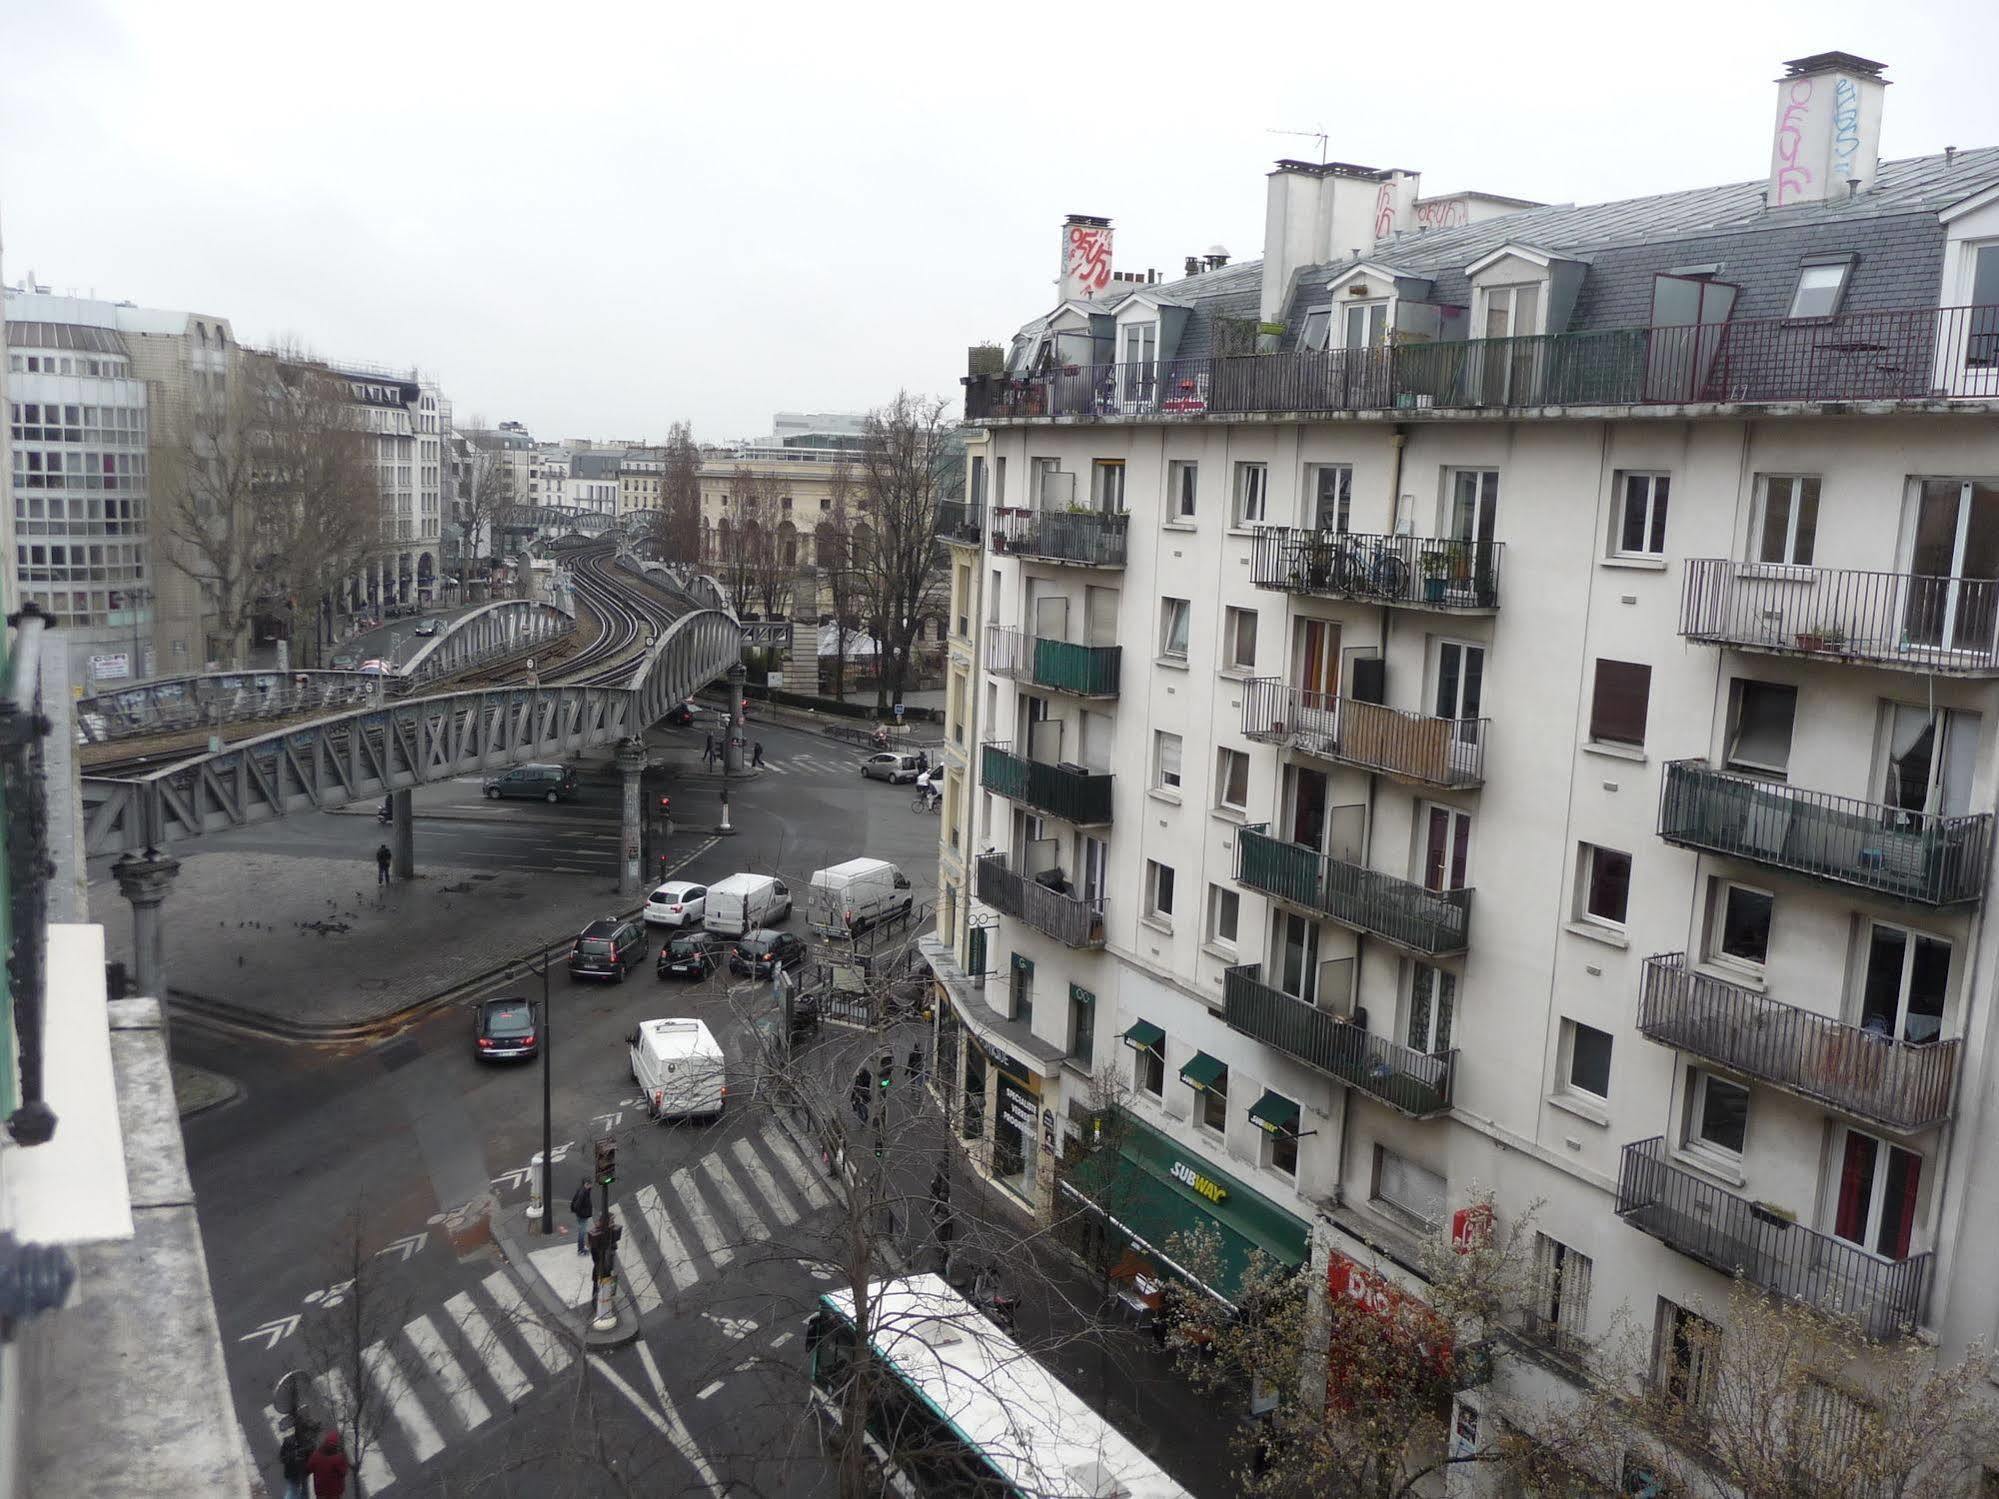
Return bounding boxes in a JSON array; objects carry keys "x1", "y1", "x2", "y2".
[
  {"x1": 483, "y1": 763, "x2": 578, "y2": 802},
  {"x1": 474, "y1": 997, "x2": 539, "y2": 1060},
  {"x1": 568, "y1": 917, "x2": 647, "y2": 981}
]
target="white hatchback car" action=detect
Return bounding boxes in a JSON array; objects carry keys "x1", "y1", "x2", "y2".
[{"x1": 643, "y1": 880, "x2": 708, "y2": 928}]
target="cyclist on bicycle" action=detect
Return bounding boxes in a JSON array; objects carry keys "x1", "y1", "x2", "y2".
[{"x1": 915, "y1": 767, "x2": 939, "y2": 811}]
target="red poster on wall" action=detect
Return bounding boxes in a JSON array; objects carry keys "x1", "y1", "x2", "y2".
[{"x1": 1325, "y1": 1252, "x2": 1455, "y2": 1407}]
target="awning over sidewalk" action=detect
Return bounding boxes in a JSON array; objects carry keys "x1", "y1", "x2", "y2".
[
  {"x1": 1248, "y1": 1090, "x2": 1301, "y2": 1136},
  {"x1": 1064, "y1": 1113, "x2": 1310, "y2": 1302},
  {"x1": 1121, "y1": 1019, "x2": 1164, "y2": 1050},
  {"x1": 1178, "y1": 1051, "x2": 1226, "y2": 1091}
]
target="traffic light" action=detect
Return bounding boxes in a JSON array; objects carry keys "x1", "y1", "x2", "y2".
[
  {"x1": 587, "y1": 1218, "x2": 623, "y2": 1277},
  {"x1": 594, "y1": 1136, "x2": 616, "y2": 1187},
  {"x1": 879, "y1": 1053, "x2": 895, "y2": 1091}
]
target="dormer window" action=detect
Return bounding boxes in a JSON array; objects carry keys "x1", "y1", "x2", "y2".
[
  {"x1": 1481, "y1": 283, "x2": 1540, "y2": 340},
  {"x1": 1788, "y1": 256, "x2": 1854, "y2": 319},
  {"x1": 1297, "y1": 308, "x2": 1330, "y2": 352},
  {"x1": 1341, "y1": 300, "x2": 1388, "y2": 349}
]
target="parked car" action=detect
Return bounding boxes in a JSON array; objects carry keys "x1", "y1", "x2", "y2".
[
  {"x1": 628, "y1": 1016, "x2": 726, "y2": 1121},
  {"x1": 357, "y1": 658, "x2": 392, "y2": 675},
  {"x1": 657, "y1": 930, "x2": 726, "y2": 980},
  {"x1": 861, "y1": 751, "x2": 922, "y2": 784},
  {"x1": 704, "y1": 873, "x2": 792, "y2": 935},
  {"x1": 331, "y1": 653, "x2": 360, "y2": 671},
  {"x1": 643, "y1": 880, "x2": 708, "y2": 928},
  {"x1": 473, "y1": 997, "x2": 539, "y2": 1061},
  {"x1": 483, "y1": 763, "x2": 578, "y2": 802},
  {"x1": 664, "y1": 701, "x2": 696, "y2": 727},
  {"x1": 729, "y1": 928, "x2": 807, "y2": 978},
  {"x1": 413, "y1": 618, "x2": 441, "y2": 637},
  {"x1": 568, "y1": 917, "x2": 647, "y2": 981}
]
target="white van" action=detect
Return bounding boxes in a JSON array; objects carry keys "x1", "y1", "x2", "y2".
[
  {"x1": 703, "y1": 873, "x2": 792, "y2": 936},
  {"x1": 628, "y1": 1016, "x2": 726, "y2": 1121},
  {"x1": 808, "y1": 858, "x2": 913, "y2": 936}
]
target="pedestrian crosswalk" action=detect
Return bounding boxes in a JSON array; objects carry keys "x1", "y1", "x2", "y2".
[
  {"x1": 258, "y1": 1120, "x2": 835, "y2": 1492},
  {"x1": 752, "y1": 751, "x2": 857, "y2": 777}
]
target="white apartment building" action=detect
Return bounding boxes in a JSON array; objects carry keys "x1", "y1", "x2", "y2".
[{"x1": 926, "y1": 50, "x2": 1999, "y2": 1478}]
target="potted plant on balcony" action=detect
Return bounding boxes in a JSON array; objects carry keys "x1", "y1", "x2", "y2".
[
  {"x1": 1794, "y1": 623, "x2": 1847, "y2": 653},
  {"x1": 1419, "y1": 546, "x2": 1453, "y2": 603}
]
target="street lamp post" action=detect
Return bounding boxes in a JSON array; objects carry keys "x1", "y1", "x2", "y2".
[{"x1": 524, "y1": 941, "x2": 556, "y2": 1233}]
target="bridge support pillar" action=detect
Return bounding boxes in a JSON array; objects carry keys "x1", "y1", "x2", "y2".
[
  {"x1": 113, "y1": 850, "x2": 181, "y2": 1001},
  {"x1": 392, "y1": 789, "x2": 415, "y2": 878},
  {"x1": 617, "y1": 738, "x2": 648, "y2": 897},
  {"x1": 723, "y1": 662, "x2": 748, "y2": 775}
]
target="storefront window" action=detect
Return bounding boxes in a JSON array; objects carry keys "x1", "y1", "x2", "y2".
[
  {"x1": 963, "y1": 1048, "x2": 986, "y2": 1141},
  {"x1": 995, "y1": 1070, "x2": 1040, "y2": 1203}
]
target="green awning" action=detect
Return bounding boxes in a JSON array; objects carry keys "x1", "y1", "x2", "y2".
[
  {"x1": 1248, "y1": 1090, "x2": 1301, "y2": 1135},
  {"x1": 1121, "y1": 1019, "x2": 1165, "y2": 1050},
  {"x1": 1179, "y1": 1051, "x2": 1226, "y2": 1090}
]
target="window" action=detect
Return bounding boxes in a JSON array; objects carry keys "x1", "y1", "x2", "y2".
[
  {"x1": 1562, "y1": 1019, "x2": 1613, "y2": 1100},
  {"x1": 1373, "y1": 1146, "x2": 1446, "y2": 1230},
  {"x1": 1589, "y1": 660, "x2": 1651, "y2": 747},
  {"x1": 1197, "y1": 1060, "x2": 1228, "y2": 1134},
  {"x1": 1068, "y1": 984, "x2": 1095, "y2": 1069},
  {"x1": 1145, "y1": 860, "x2": 1176, "y2": 924},
  {"x1": 1205, "y1": 885, "x2": 1239, "y2": 948},
  {"x1": 1529, "y1": 1234, "x2": 1593, "y2": 1354},
  {"x1": 1682, "y1": 1066, "x2": 1750, "y2": 1160},
  {"x1": 1725, "y1": 680, "x2": 1796, "y2": 774},
  {"x1": 1879, "y1": 701, "x2": 1978, "y2": 820},
  {"x1": 1262, "y1": 1109, "x2": 1299, "y2": 1177},
  {"x1": 1343, "y1": 300, "x2": 1389, "y2": 349},
  {"x1": 1752, "y1": 475, "x2": 1820, "y2": 565},
  {"x1": 1215, "y1": 748, "x2": 1250, "y2": 811},
  {"x1": 1092, "y1": 460, "x2": 1126, "y2": 514},
  {"x1": 1136, "y1": 1029, "x2": 1165, "y2": 1097},
  {"x1": 1232, "y1": 463, "x2": 1268, "y2": 527},
  {"x1": 1168, "y1": 460, "x2": 1198, "y2": 522},
  {"x1": 1308, "y1": 465, "x2": 1352, "y2": 532},
  {"x1": 1406, "y1": 963, "x2": 1456, "y2": 1054},
  {"x1": 1859, "y1": 923, "x2": 1949, "y2": 1043},
  {"x1": 1159, "y1": 597, "x2": 1190, "y2": 659},
  {"x1": 1613, "y1": 472, "x2": 1671, "y2": 558},
  {"x1": 1707, "y1": 880, "x2": 1773, "y2": 969},
  {"x1": 1577, "y1": 844, "x2": 1632, "y2": 928},
  {"x1": 1297, "y1": 307, "x2": 1330, "y2": 352},
  {"x1": 994, "y1": 456, "x2": 1007, "y2": 507},
  {"x1": 1422, "y1": 806, "x2": 1472, "y2": 892},
  {"x1": 1657, "y1": 1300, "x2": 1717, "y2": 1410},
  {"x1": 1788, "y1": 259, "x2": 1852, "y2": 319},
  {"x1": 1832, "y1": 1128, "x2": 1922, "y2": 1258},
  {"x1": 1010, "y1": 954, "x2": 1034, "y2": 1030},
  {"x1": 1153, "y1": 732, "x2": 1183, "y2": 791},
  {"x1": 1223, "y1": 607, "x2": 1258, "y2": 672}
]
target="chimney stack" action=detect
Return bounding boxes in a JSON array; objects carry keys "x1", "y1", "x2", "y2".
[
  {"x1": 1058, "y1": 214, "x2": 1114, "y2": 302},
  {"x1": 1769, "y1": 52, "x2": 1888, "y2": 208}
]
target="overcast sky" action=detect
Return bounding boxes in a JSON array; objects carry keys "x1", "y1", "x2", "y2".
[{"x1": 3, "y1": 0, "x2": 1994, "y2": 444}]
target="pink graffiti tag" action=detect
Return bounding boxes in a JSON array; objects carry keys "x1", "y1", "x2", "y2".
[
  {"x1": 1416, "y1": 199, "x2": 1468, "y2": 230},
  {"x1": 1773, "y1": 77, "x2": 1814, "y2": 205},
  {"x1": 1373, "y1": 182, "x2": 1395, "y2": 241},
  {"x1": 1067, "y1": 227, "x2": 1112, "y2": 294}
]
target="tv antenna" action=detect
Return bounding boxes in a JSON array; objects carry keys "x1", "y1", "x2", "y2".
[{"x1": 1267, "y1": 126, "x2": 1329, "y2": 164}]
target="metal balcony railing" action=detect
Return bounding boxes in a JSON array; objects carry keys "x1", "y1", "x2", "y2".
[
  {"x1": 980, "y1": 742, "x2": 1114, "y2": 825},
  {"x1": 1658, "y1": 760, "x2": 1992, "y2": 908},
  {"x1": 986, "y1": 626, "x2": 1121, "y2": 698},
  {"x1": 1249, "y1": 529, "x2": 1501, "y2": 611},
  {"x1": 974, "y1": 853, "x2": 1107, "y2": 950},
  {"x1": 1680, "y1": 557, "x2": 1999, "y2": 676},
  {"x1": 1637, "y1": 954, "x2": 1960, "y2": 1133},
  {"x1": 963, "y1": 306, "x2": 1999, "y2": 423},
  {"x1": 989, "y1": 508, "x2": 1128, "y2": 567},
  {"x1": 1224, "y1": 964, "x2": 1454, "y2": 1117},
  {"x1": 935, "y1": 500, "x2": 984, "y2": 546},
  {"x1": 1616, "y1": 1137, "x2": 1930, "y2": 1339},
  {"x1": 1241, "y1": 678, "x2": 1486, "y2": 788},
  {"x1": 1235, "y1": 824, "x2": 1471, "y2": 956}
]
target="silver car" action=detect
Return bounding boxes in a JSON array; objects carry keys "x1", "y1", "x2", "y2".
[{"x1": 861, "y1": 752, "x2": 922, "y2": 783}]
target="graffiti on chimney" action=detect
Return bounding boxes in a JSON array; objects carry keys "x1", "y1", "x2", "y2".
[
  {"x1": 1415, "y1": 199, "x2": 1469, "y2": 231},
  {"x1": 1773, "y1": 77, "x2": 1815, "y2": 205},
  {"x1": 1374, "y1": 181, "x2": 1396, "y2": 241},
  {"x1": 1831, "y1": 76, "x2": 1861, "y2": 180},
  {"x1": 1066, "y1": 226, "x2": 1113, "y2": 296}
]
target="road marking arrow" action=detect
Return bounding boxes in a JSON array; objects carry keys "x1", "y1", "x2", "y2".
[
  {"x1": 530, "y1": 1141, "x2": 574, "y2": 1167},
  {"x1": 376, "y1": 1232, "x2": 428, "y2": 1263},
  {"x1": 591, "y1": 1111, "x2": 623, "y2": 1132},
  {"x1": 702, "y1": 1312, "x2": 759, "y2": 1340},
  {"x1": 490, "y1": 1167, "x2": 532, "y2": 1192},
  {"x1": 238, "y1": 1314, "x2": 302, "y2": 1351}
]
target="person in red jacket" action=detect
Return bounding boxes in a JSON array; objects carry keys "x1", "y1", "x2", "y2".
[{"x1": 306, "y1": 1429, "x2": 351, "y2": 1498}]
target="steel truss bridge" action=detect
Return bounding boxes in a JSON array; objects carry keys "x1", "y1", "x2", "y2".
[{"x1": 81, "y1": 608, "x2": 742, "y2": 857}]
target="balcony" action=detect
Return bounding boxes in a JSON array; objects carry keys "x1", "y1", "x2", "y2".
[
  {"x1": 980, "y1": 742, "x2": 1113, "y2": 825},
  {"x1": 986, "y1": 626, "x2": 1120, "y2": 698},
  {"x1": 1637, "y1": 954, "x2": 1960, "y2": 1133},
  {"x1": 964, "y1": 305, "x2": 1999, "y2": 424},
  {"x1": 1616, "y1": 1137, "x2": 1930, "y2": 1339},
  {"x1": 1249, "y1": 529, "x2": 1500, "y2": 612},
  {"x1": 1241, "y1": 678, "x2": 1486, "y2": 789},
  {"x1": 1658, "y1": 760, "x2": 1991, "y2": 909},
  {"x1": 989, "y1": 508, "x2": 1128, "y2": 568},
  {"x1": 1224, "y1": 964, "x2": 1454, "y2": 1118},
  {"x1": 974, "y1": 853, "x2": 1106, "y2": 950},
  {"x1": 1680, "y1": 557, "x2": 1999, "y2": 676},
  {"x1": 936, "y1": 500, "x2": 984, "y2": 546},
  {"x1": 1235, "y1": 824, "x2": 1470, "y2": 956}
]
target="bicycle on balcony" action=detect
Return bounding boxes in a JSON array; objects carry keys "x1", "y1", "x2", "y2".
[{"x1": 1293, "y1": 530, "x2": 1412, "y2": 602}]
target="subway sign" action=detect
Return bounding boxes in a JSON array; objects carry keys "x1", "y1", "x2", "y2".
[{"x1": 1169, "y1": 1161, "x2": 1229, "y2": 1204}]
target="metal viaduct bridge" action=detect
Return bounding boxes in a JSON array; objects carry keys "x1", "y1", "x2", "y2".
[{"x1": 86, "y1": 568, "x2": 745, "y2": 1003}]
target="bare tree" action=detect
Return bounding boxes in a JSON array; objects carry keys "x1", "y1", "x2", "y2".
[
  {"x1": 456, "y1": 420, "x2": 517, "y2": 581},
  {"x1": 814, "y1": 456, "x2": 866, "y2": 701},
  {"x1": 154, "y1": 348, "x2": 263, "y2": 667},
  {"x1": 855, "y1": 392, "x2": 953, "y2": 712},
  {"x1": 647, "y1": 420, "x2": 703, "y2": 564}
]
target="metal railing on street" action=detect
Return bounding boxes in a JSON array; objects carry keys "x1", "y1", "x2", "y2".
[
  {"x1": 1224, "y1": 964, "x2": 1454, "y2": 1117},
  {"x1": 1637, "y1": 954, "x2": 1960, "y2": 1133},
  {"x1": 1235, "y1": 824, "x2": 1470, "y2": 955},
  {"x1": 1241, "y1": 678, "x2": 1486, "y2": 788},
  {"x1": 988, "y1": 508, "x2": 1129, "y2": 567},
  {"x1": 974, "y1": 853, "x2": 1107, "y2": 949},
  {"x1": 1616, "y1": 1137, "x2": 1930, "y2": 1339},
  {"x1": 979, "y1": 742, "x2": 1114, "y2": 825},
  {"x1": 985, "y1": 626, "x2": 1121, "y2": 698},
  {"x1": 1249, "y1": 529, "x2": 1501, "y2": 611},
  {"x1": 1658, "y1": 759, "x2": 1992, "y2": 908}
]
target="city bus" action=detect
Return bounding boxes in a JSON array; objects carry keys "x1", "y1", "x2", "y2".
[{"x1": 805, "y1": 1273, "x2": 1194, "y2": 1498}]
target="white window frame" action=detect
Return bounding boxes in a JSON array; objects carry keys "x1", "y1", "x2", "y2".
[
  {"x1": 1750, "y1": 474, "x2": 1821, "y2": 567},
  {"x1": 1215, "y1": 747, "x2": 1250, "y2": 811},
  {"x1": 1259, "y1": 1099, "x2": 1300, "y2": 1179},
  {"x1": 1297, "y1": 308, "x2": 1331, "y2": 353},
  {"x1": 1145, "y1": 859, "x2": 1176, "y2": 926},
  {"x1": 1612, "y1": 471, "x2": 1672, "y2": 559},
  {"x1": 1223, "y1": 606, "x2": 1258, "y2": 673},
  {"x1": 1406, "y1": 962, "x2": 1456, "y2": 1054},
  {"x1": 1705, "y1": 878, "x2": 1774, "y2": 972},
  {"x1": 1827, "y1": 1125, "x2": 1925, "y2": 1259},
  {"x1": 1159, "y1": 597, "x2": 1190, "y2": 660},
  {"x1": 1341, "y1": 299, "x2": 1390, "y2": 349},
  {"x1": 1560, "y1": 1017, "x2": 1613, "y2": 1102},
  {"x1": 1576, "y1": 843, "x2": 1632, "y2": 930},
  {"x1": 1725, "y1": 679, "x2": 1797, "y2": 776},
  {"x1": 1092, "y1": 459, "x2": 1126, "y2": 514},
  {"x1": 1196, "y1": 1060, "x2": 1228, "y2": 1136},
  {"x1": 1787, "y1": 260, "x2": 1852, "y2": 320},
  {"x1": 1530, "y1": 1233, "x2": 1593, "y2": 1354},
  {"x1": 1307, "y1": 464, "x2": 1352, "y2": 532},
  {"x1": 1857, "y1": 921, "x2": 1951, "y2": 1043},
  {"x1": 1232, "y1": 463, "x2": 1268, "y2": 528},
  {"x1": 1167, "y1": 460, "x2": 1199, "y2": 523},
  {"x1": 1153, "y1": 731, "x2": 1183, "y2": 792},
  {"x1": 1372, "y1": 1145, "x2": 1446, "y2": 1231},
  {"x1": 1684, "y1": 1065, "x2": 1750, "y2": 1161},
  {"x1": 1134, "y1": 1030, "x2": 1165, "y2": 1097},
  {"x1": 1205, "y1": 885, "x2": 1240, "y2": 950}
]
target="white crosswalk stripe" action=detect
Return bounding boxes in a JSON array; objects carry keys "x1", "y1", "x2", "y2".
[
  {"x1": 699, "y1": 1154, "x2": 770, "y2": 1251},
  {"x1": 609, "y1": 1203, "x2": 664, "y2": 1315},
  {"x1": 633, "y1": 1182, "x2": 699, "y2": 1292},
  {"x1": 403, "y1": 1313, "x2": 491, "y2": 1432},
  {"x1": 670, "y1": 1165, "x2": 734, "y2": 1266},
  {"x1": 482, "y1": 1269, "x2": 571, "y2": 1375},
  {"x1": 729, "y1": 1137, "x2": 803, "y2": 1228},
  {"x1": 362, "y1": 1340, "x2": 445, "y2": 1464},
  {"x1": 309, "y1": 1368, "x2": 397, "y2": 1494},
  {"x1": 760, "y1": 1122, "x2": 835, "y2": 1210},
  {"x1": 444, "y1": 1291, "x2": 533, "y2": 1406}
]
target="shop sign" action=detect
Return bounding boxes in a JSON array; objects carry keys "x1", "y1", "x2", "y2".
[
  {"x1": 89, "y1": 653, "x2": 131, "y2": 681},
  {"x1": 1326, "y1": 1250, "x2": 1453, "y2": 1385},
  {"x1": 1040, "y1": 1106, "x2": 1056, "y2": 1157},
  {"x1": 1169, "y1": 1161, "x2": 1229, "y2": 1204}
]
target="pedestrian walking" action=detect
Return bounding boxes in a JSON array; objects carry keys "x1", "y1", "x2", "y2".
[
  {"x1": 906, "y1": 1044, "x2": 926, "y2": 1089},
  {"x1": 571, "y1": 1176, "x2": 594, "y2": 1254},
  {"x1": 277, "y1": 1422, "x2": 313, "y2": 1499},
  {"x1": 752, "y1": 740, "x2": 765, "y2": 768},
  {"x1": 702, "y1": 732, "x2": 714, "y2": 762},
  {"x1": 850, "y1": 1067, "x2": 872, "y2": 1124},
  {"x1": 374, "y1": 843, "x2": 392, "y2": 885},
  {"x1": 916, "y1": 749, "x2": 929, "y2": 774},
  {"x1": 927, "y1": 1162, "x2": 950, "y2": 1216},
  {"x1": 305, "y1": 1429, "x2": 351, "y2": 1499}
]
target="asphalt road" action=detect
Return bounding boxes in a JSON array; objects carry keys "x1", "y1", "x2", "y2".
[{"x1": 179, "y1": 715, "x2": 948, "y2": 1497}]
